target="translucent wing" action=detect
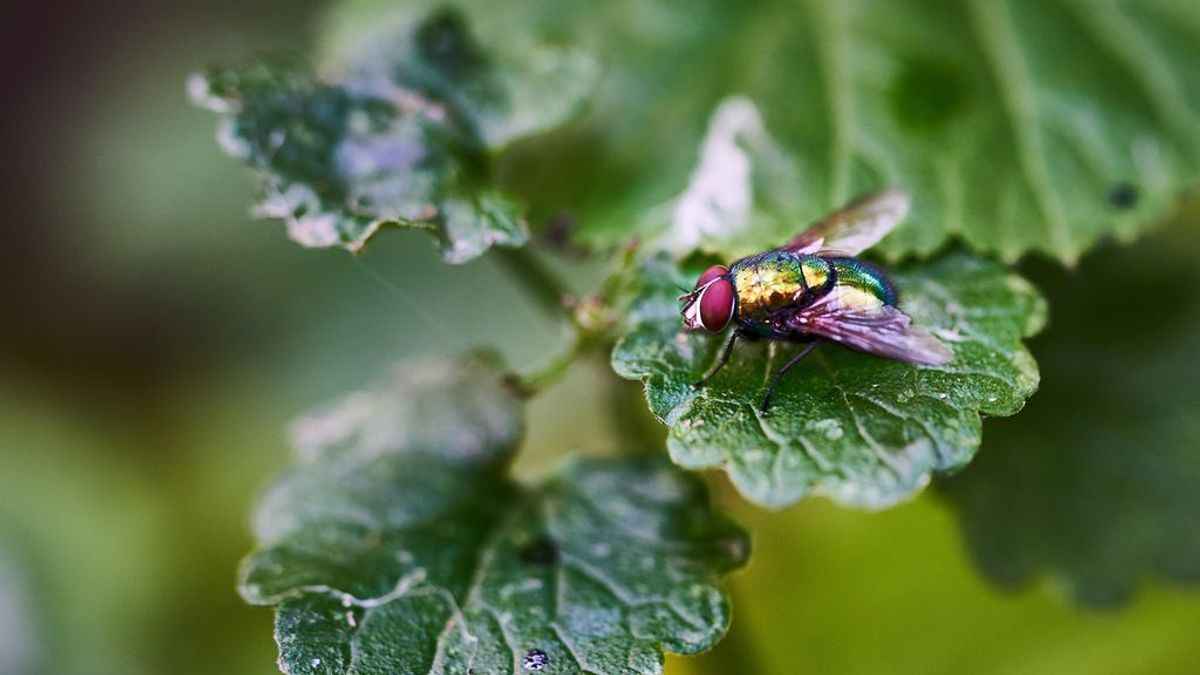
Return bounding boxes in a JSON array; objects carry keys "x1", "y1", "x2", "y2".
[
  {"x1": 783, "y1": 189, "x2": 911, "y2": 256},
  {"x1": 782, "y1": 288, "x2": 952, "y2": 365}
]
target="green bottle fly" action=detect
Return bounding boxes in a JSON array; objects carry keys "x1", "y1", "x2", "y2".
[{"x1": 678, "y1": 190, "x2": 950, "y2": 412}]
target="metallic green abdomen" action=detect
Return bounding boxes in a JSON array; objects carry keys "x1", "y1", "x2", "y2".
[{"x1": 827, "y1": 257, "x2": 897, "y2": 307}]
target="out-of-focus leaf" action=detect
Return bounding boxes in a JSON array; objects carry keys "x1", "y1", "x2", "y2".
[
  {"x1": 648, "y1": 97, "x2": 803, "y2": 259},
  {"x1": 941, "y1": 224, "x2": 1200, "y2": 606},
  {"x1": 191, "y1": 9, "x2": 595, "y2": 262},
  {"x1": 337, "y1": 0, "x2": 1200, "y2": 264},
  {"x1": 283, "y1": 355, "x2": 524, "y2": 467},
  {"x1": 323, "y1": 9, "x2": 598, "y2": 152},
  {"x1": 612, "y1": 252, "x2": 1044, "y2": 508},
  {"x1": 241, "y1": 356, "x2": 748, "y2": 674},
  {"x1": 670, "y1": 491, "x2": 1200, "y2": 675},
  {"x1": 0, "y1": 545, "x2": 41, "y2": 675}
]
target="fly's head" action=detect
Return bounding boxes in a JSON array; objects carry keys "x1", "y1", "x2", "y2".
[{"x1": 680, "y1": 264, "x2": 735, "y2": 333}]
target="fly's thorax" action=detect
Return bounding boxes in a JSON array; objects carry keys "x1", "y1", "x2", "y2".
[{"x1": 731, "y1": 252, "x2": 825, "y2": 319}]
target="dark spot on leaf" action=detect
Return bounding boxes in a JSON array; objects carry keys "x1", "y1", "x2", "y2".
[
  {"x1": 1107, "y1": 183, "x2": 1138, "y2": 210},
  {"x1": 889, "y1": 59, "x2": 969, "y2": 133},
  {"x1": 518, "y1": 536, "x2": 560, "y2": 566},
  {"x1": 522, "y1": 649, "x2": 550, "y2": 671}
]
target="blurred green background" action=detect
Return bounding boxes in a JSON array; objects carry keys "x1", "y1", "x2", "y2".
[{"x1": 1, "y1": 2, "x2": 1198, "y2": 674}]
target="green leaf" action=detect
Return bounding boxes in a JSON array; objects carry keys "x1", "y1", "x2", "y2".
[
  {"x1": 940, "y1": 222, "x2": 1200, "y2": 606},
  {"x1": 241, "y1": 356, "x2": 748, "y2": 674},
  {"x1": 190, "y1": 9, "x2": 595, "y2": 262},
  {"x1": 323, "y1": 9, "x2": 598, "y2": 152},
  {"x1": 372, "y1": 0, "x2": 1200, "y2": 263},
  {"x1": 0, "y1": 546, "x2": 40, "y2": 675},
  {"x1": 612, "y1": 251, "x2": 1045, "y2": 508}
]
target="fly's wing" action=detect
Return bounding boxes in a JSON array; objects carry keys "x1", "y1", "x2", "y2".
[
  {"x1": 783, "y1": 189, "x2": 911, "y2": 256},
  {"x1": 783, "y1": 289, "x2": 952, "y2": 365}
]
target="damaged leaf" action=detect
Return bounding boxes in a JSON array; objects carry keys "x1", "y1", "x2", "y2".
[{"x1": 191, "y1": 9, "x2": 595, "y2": 262}]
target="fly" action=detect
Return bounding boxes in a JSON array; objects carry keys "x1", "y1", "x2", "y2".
[{"x1": 678, "y1": 189, "x2": 952, "y2": 412}]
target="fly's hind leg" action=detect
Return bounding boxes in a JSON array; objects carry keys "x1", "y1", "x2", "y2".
[
  {"x1": 691, "y1": 331, "x2": 741, "y2": 390},
  {"x1": 760, "y1": 341, "x2": 820, "y2": 413}
]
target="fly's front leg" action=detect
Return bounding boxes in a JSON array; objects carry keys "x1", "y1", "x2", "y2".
[
  {"x1": 691, "y1": 331, "x2": 740, "y2": 390},
  {"x1": 760, "y1": 341, "x2": 820, "y2": 413}
]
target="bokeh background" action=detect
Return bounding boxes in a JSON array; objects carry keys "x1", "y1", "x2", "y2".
[{"x1": 1, "y1": 2, "x2": 1198, "y2": 674}]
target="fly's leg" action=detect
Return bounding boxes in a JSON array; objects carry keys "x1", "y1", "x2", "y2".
[
  {"x1": 760, "y1": 341, "x2": 820, "y2": 413},
  {"x1": 691, "y1": 332, "x2": 739, "y2": 390}
]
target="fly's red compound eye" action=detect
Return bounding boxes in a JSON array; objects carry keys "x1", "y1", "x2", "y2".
[
  {"x1": 695, "y1": 265, "x2": 728, "y2": 290},
  {"x1": 699, "y1": 277, "x2": 734, "y2": 332},
  {"x1": 680, "y1": 264, "x2": 733, "y2": 332}
]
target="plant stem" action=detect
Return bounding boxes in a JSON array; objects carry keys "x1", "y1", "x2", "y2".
[
  {"x1": 494, "y1": 247, "x2": 570, "y2": 317},
  {"x1": 497, "y1": 244, "x2": 632, "y2": 400}
]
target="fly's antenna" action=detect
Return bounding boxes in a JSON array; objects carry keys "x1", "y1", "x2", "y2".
[{"x1": 351, "y1": 255, "x2": 462, "y2": 347}]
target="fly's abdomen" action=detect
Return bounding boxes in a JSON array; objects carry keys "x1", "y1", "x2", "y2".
[{"x1": 827, "y1": 257, "x2": 898, "y2": 309}]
